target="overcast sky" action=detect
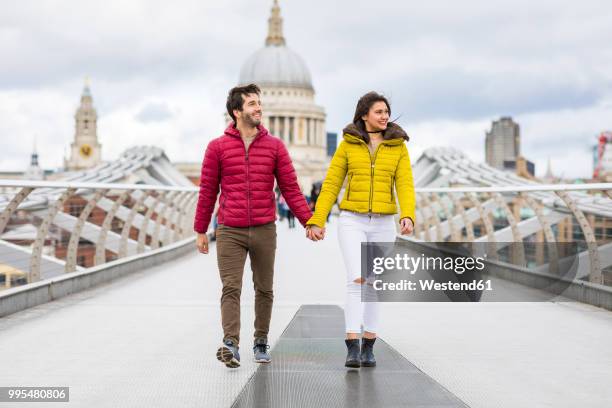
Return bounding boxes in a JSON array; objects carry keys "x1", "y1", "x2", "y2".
[{"x1": 1, "y1": 0, "x2": 610, "y2": 178}]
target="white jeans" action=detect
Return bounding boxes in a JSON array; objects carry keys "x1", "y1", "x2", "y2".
[{"x1": 337, "y1": 210, "x2": 397, "y2": 334}]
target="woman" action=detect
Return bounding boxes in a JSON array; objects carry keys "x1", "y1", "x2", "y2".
[{"x1": 305, "y1": 91, "x2": 415, "y2": 368}]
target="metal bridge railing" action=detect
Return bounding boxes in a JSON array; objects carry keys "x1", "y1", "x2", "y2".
[
  {"x1": 408, "y1": 183, "x2": 612, "y2": 285},
  {"x1": 0, "y1": 180, "x2": 199, "y2": 290},
  {"x1": 1, "y1": 179, "x2": 611, "y2": 291}
]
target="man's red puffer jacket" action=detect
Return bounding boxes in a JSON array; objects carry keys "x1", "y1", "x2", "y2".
[{"x1": 193, "y1": 123, "x2": 312, "y2": 233}]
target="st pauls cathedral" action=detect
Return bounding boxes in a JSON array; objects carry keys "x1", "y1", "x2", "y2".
[{"x1": 230, "y1": 0, "x2": 330, "y2": 190}]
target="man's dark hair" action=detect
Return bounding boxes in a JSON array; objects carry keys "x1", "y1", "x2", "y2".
[{"x1": 226, "y1": 83, "x2": 261, "y2": 122}]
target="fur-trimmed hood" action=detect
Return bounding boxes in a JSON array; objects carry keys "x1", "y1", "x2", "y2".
[{"x1": 342, "y1": 122, "x2": 409, "y2": 144}]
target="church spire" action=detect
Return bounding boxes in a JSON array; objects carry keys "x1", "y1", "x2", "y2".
[
  {"x1": 265, "y1": 0, "x2": 286, "y2": 46},
  {"x1": 82, "y1": 76, "x2": 92, "y2": 98},
  {"x1": 545, "y1": 157, "x2": 554, "y2": 179},
  {"x1": 30, "y1": 135, "x2": 39, "y2": 166},
  {"x1": 25, "y1": 135, "x2": 43, "y2": 180}
]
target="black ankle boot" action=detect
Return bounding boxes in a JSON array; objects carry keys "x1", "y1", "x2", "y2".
[
  {"x1": 361, "y1": 338, "x2": 376, "y2": 367},
  {"x1": 344, "y1": 339, "x2": 360, "y2": 368}
]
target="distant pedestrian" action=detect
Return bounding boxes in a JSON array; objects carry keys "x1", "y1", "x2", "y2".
[{"x1": 279, "y1": 195, "x2": 295, "y2": 228}]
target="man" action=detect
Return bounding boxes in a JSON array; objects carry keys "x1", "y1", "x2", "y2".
[{"x1": 194, "y1": 84, "x2": 314, "y2": 368}]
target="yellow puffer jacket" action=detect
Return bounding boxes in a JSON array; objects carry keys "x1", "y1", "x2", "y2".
[{"x1": 307, "y1": 122, "x2": 416, "y2": 228}]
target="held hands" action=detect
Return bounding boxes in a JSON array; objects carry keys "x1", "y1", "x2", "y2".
[
  {"x1": 305, "y1": 225, "x2": 325, "y2": 241},
  {"x1": 306, "y1": 219, "x2": 411, "y2": 240},
  {"x1": 196, "y1": 233, "x2": 209, "y2": 254},
  {"x1": 400, "y1": 217, "x2": 414, "y2": 235}
]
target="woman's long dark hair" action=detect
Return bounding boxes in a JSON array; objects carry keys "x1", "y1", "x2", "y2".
[{"x1": 352, "y1": 91, "x2": 392, "y2": 136}]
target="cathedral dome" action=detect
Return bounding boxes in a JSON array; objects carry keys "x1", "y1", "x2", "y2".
[
  {"x1": 239, "y1": 45, "x2": 312, "y2": 89},
  {"x1": 238, "y1": 0, "x2": 313, "y2": 90},
  {"x1": 230, "y1": 1, "x2": 328, "y2": 191}
]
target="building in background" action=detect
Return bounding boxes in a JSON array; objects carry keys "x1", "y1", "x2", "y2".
[
  {"x1": 485, "y1": 117, "x2": 520, "y2": 170},
  {"x1": 540, "y1": 157, "x2": 558, "y2": 183},
  {"x1": 232, "y1": 0, "x2": 328, "y2": 189},
  {"x1": 64, "y1": 79, "x2": 102, "y2": 171},
  {"x1": 503, "y1": 156, "x2": 535, "y2": 179},
  {"x1": 173, "y1": 162, "x2": 201, "y2": 185},
  {"x1": 593, "y1": 131, "x2": 612, "y2": 182},
  {"x1": 24, "y1": 138, "x2": 44, "y2": 180},
  {"x1": 0, "y1": 138, "x2": 53, "y2": 181},
  {"x1": 485, "y1": 116, "x2": 535, "y2": 178},
  {"x1": 326, "y1": 132, "x2": 337, "y2": 157}
]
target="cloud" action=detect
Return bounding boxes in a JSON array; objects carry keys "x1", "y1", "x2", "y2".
[
  {"x1": 0, "y1": 0, "x2": 253, "y2": 89},
  {"x1": 0, "y1": 0, "x2": 610, "y2": 180},
  {"x1": 135, "y1": 101, "x2": 174, "y2": 123}
]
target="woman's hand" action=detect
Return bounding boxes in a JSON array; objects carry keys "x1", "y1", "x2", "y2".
[
  {"x1": 399, "y1": 218, "x2": 414, "y2": 235},
  {"x1": 306, "y1": 225, "x2": 325, "y2": 241}
]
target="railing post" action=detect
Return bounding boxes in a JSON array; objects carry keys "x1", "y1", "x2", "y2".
[
  {"x1": 180, "y1": 193, "x2": 197, "y2": 239},
  {"x1": 95, "y1": 190, "x2": 130, "y2": 265},
  {"x1": 422, "y1": 193, "x2": 443, "y2": 241},
  {"x1": 30, "y1": 188, "x2": 76, "y2": 282},
  {"x1": 138, "y1": 192, "x2": 165, "y2": 253},
  {"x1": 119, "y1": 191, "x2": 150, "y2": 258},
  {"x1": 0, "y1": 187, "x2": 33, "y2": 235},
  {"x1": 492, "y1": 192, "x2": 526, "y2": 266},
  {"x1": 555, "y1": 190, "x2": 602, "y2": 284},
  {"x1": 519, "y1": 192, "x2": 559, "y2": 274},
  {"x1": 432, "y1": 192, "x2": 461, "y2": 242},
  {"x1": 186, "y1": 194, "x2": 198, "y2": 238},
  {"x1": 168, "y1": 191, "x2": 190, "y2": 243},
  {"x1": 65, "y1": 189, "x2": 109, "y2": 272},
  {"x1": 151, "y1": 191, "x2": 177, "y2": 249},
  {"x1": 450, "y1": 192, "x2": 475, "y2": 242},
  {"x1": 416, "y1": 194, "x2": 432, "y2": 241},
  {"x1": 467, "y1": 192, "x2": 497, "y2": 260}
]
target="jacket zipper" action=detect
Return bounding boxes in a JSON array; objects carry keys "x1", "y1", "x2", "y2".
[
  {"x1": 390, "y1": 175, "x2": 395, "y2": 202},
  {"x1": 240, "y1": 135, "x2": 257, "y2": 226},
  {"x1": 368, "y1": 143, "x2": 382, "y2": 215},
  {"x1": 347, "y1": 173, "x2": 352, "y2": 200},
  {"x1": 246, "y1": 143, "x2": 253, "y2": 226}
]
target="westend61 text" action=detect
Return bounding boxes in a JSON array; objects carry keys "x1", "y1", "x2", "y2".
[{"x1": 373, "y1": 279, "x2": 493, "y2": 292}]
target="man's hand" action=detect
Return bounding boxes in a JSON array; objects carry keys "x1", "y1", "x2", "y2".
[
  {"x1": 306, "y1": 225, "x2": 325, "y2": 241},
  {"x1": 196, "y1": 233, "x2": 209, "y2": 254},
  {"x1": 400, "y1": 218, "x2": 414, "y2": 235}
]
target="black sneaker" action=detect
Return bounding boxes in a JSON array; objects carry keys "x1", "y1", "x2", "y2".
[
  {"x1": 253, "y1": 337, "x2": 271, "y2": 363},
  {"x1": 217, "y1": 339, "x2": 240, "y2": 368}
]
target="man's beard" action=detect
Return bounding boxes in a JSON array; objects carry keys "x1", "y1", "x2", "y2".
[{"x1": 244, "y1": 112, "x2": 262, "y2": 127}]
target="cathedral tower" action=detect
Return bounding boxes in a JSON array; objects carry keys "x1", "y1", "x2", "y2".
[{"x1": 65, "y1": 79, "x2": 102, "y2": 170}]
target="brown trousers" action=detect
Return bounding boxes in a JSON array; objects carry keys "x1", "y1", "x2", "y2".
[{"x1": 216, "y1": 222, "x2": 277, "y2": 345}]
